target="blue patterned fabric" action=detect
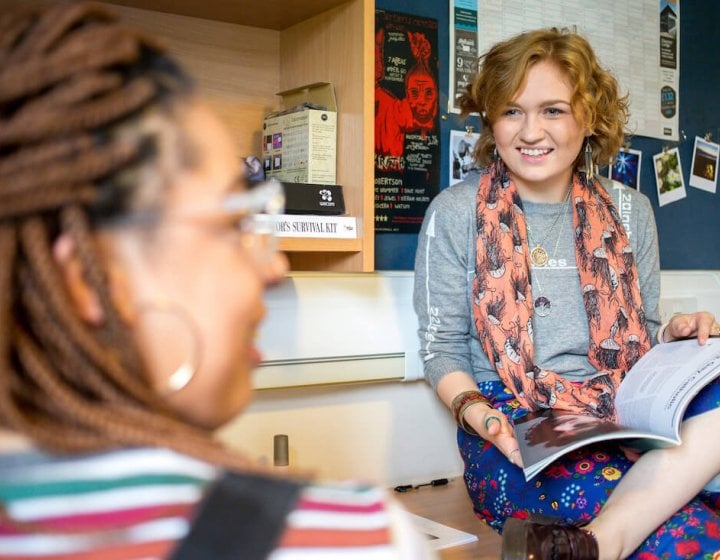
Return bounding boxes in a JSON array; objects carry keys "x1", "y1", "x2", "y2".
[{"x1": 459, "y1": 379, "x2": 720, "y2": 559}]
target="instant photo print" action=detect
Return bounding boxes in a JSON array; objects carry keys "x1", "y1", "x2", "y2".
[
  {"x1": 689, "y1": 136, "x2": 719, "y2": 193},
  {"x1": 450, "y1": 129, "x2": 480, "y2": 186},
  {"x1": 653, "y1": 147, "x2": 687, "y2": 206}
]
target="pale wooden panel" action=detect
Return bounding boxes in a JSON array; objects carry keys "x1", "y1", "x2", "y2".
[
  {"x1": 106, "y1": 0, "x2": 349, "y2": 30},
  {"x1": 107, "y1": 5, "x2": 280, "y2": 160},
  {"x1": 287, "y1": 251, "x2": 363, "y2": 271},
  {"x1": 204, "y1": 99, "x2": 269, "y2": 161},
  {"x1": 279, "y1": 238, "x2": 362, "y2": 253},
  {"x1": 108, "y1": 6, "x2": 280, "y2": 104},
  {"x1": 359, "y1": 0, "x2": 375, "y2": 271}
]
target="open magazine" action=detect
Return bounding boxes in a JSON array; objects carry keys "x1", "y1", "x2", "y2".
[{"x1": 514, "y1": 338, "x2": 720, "y2": 481}]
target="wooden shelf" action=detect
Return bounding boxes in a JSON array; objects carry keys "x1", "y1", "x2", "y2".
[
  {"x1": 279, "y1": 237, "x2": 362, "y2": 253},
  {"x1": 0, "y1": 0, "x2": 374, "y2": 271},
  {"x1": 106, "y1": 0, "x2": 352, "y2": 30},
  {"x1": 0, "y1": 0, "x2": 375, "y2": 271},
  {"x1": 104, "y1": 0, "x2": 375, "y2": 272}
]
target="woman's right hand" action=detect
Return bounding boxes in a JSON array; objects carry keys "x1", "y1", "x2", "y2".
[
  {"x1": 463, "y1": 403, "x2": 524, "y2": 467},
  {"x1": 437, "y1": 372, "x2": 525, "y2": 467}
]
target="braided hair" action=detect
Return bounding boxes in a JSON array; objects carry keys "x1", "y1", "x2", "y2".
[{"x1": 0, "y1": 1, "x2": 250, "y2": 469}]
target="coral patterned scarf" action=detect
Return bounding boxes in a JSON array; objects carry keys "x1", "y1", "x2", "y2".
[{"x1": 472, "y1": 161, "x2": 651, "y2": 419}]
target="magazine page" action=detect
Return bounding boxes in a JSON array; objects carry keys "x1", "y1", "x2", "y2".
[
  {"x1": 514, "y1": 409, "x2": 672, "y2": 481},
  {"x1": 615, "y1": 338, "x2": 720, "y2": 438},
  {"x1": 516, "y1": 339, "x2": 720, "y2": 481}
]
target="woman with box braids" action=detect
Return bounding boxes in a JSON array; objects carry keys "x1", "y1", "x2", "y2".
[
  {"x1": 0, "y1": 3, "x2": 435, "y2": 558},
  {"x1": 0, "y1": 1, "x2": 245, "y2": 465}
]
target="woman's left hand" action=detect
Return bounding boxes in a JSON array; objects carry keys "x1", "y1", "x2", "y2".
[{"x1": 664, "y1": 311, "x2": 720, "y2": 345}]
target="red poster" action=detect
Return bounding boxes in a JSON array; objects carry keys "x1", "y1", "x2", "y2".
[{"x1": 375, "y1": 10, "x2": 440, "y2": 234}]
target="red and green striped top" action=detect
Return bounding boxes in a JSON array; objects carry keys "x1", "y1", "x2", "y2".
[{"x1": 0, "y1": 446, "x2": 434, "y2": 559}]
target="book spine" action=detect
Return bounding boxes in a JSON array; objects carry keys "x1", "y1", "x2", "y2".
[{"x1": 257, "y1": 214, "x2": 357, "y2": 239}]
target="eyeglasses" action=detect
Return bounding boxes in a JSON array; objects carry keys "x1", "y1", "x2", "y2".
[
  {"x1": 223, "y1": 179, "x2": 285, "y2": 263},
  {"x1": 107, "y1": 178, "x2": 285, "y2": 264}
]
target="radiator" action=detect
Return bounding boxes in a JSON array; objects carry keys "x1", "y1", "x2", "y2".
[
  {"x1": 254, "y1": 270, "x2": 720, "y2": 390},
  {"x1": 254, "y1": 271, "x2": 423, "y2": 389}
]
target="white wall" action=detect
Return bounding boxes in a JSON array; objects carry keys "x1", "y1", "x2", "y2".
[
  {"x1": 217, "y1": 270, "x2": 720, "y2": 486},
  {"x1": 659, "y1": 270, "x2": 720, "y2": 321},
  {"x1": 218, "y1": 271, "x2": 460, "y2": 486},
  {"x1": 219, "y1": 379, "x2": 462, "y2": 486}
]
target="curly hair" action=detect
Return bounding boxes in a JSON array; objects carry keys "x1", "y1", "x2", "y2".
[
  {"x1": 0, "y1": 2, "x2": 249, "y2": 470},
  {"x1": 459, "y1": 28, "x2": 629, "y2": 168}
]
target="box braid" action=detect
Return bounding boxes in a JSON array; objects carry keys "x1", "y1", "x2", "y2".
[{"x1": 0, "y1": 2, "x2": 251, "y2": 470}]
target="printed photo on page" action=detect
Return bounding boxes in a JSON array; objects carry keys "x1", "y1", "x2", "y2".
[{"x1": 515, "y1": 339, "x2": 720, "y2": 481}]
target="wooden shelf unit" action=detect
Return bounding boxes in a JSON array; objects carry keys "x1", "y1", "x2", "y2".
[{"x1": 104, "y1": 0, "x2": 376, "y2": 271}]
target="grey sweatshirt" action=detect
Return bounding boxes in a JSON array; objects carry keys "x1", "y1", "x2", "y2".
[{"x1": 413, "y1": 170, "x2": 662, "y2": 390}]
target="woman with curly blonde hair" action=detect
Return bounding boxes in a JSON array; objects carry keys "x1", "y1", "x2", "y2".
[{"x1": 415, "y1": 28, "x2": 720, "y2": 559}]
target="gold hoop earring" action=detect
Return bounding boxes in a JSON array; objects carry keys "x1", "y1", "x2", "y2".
[{"x1": 137, "y1": 301, "x2": 202, "y2": 395}]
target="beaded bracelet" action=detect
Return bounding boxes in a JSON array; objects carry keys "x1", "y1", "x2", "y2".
[{"x1": 451, "y1": 390, "x2": 492, "y2": 435}]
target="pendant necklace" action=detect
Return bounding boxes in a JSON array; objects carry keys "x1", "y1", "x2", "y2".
[
  {"x1": 526, "y1": 185, "x2": 572, "y2": 268},
  {"x1": 529, "y1": 245, "x2": 549, "y2": 268},
  {"x1": 529, "y1": 189, "x2": 572, "y2": 317},
  {"x1": 532, "y1": 273, "x2": 552, "y2": 317}
]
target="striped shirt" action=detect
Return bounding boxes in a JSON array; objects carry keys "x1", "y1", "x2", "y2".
[{"x1": 0, "y1": 447, "x2": 435, "y2": 559}]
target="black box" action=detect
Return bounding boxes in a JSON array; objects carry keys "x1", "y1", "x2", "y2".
[{"x1": 281, "y1": 182, "x2": 345, "y2": 215}]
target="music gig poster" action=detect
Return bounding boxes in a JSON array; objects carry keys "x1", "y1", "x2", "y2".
[{"x1": 375, "y1": 10, "x2": 440, "y2": 234}]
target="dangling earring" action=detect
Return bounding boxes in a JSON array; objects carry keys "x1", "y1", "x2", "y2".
[
  {"x1": 137, "y1": 301, "x2": 202, "y2": 395},
  {"x1": 492, "y1": 145, "x2": 499, "y2": 163},
  {"x1": 584, "y1": 139, "x2": 594, "y2": 181}
]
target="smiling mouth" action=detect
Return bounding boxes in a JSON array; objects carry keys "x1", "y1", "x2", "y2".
[{"x1": 519, "y1": 148, "x2": 552, "y2": 157}]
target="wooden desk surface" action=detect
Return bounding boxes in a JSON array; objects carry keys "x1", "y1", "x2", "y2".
[{"x1": 392, "y1": 477, "x2": 502, "y2": 560}]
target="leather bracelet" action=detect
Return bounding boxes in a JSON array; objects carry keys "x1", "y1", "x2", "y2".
[
  {"x1": 451, "y1": 390, "x2": 490, "y2": 424},
  {"x1": 458, "y1": 401, "x2": 489, "y2": 435},
  {"x1": 451, "y1": 390, "x2": 492, "y2": 435}
]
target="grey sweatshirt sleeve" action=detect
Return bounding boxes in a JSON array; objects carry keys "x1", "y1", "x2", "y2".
[
  {"x1": 626, "y1": 188, "x2": 662, "y2": 343},
  {"x1": 413, "y1": 180, "x2": 478, "y2": 390}
]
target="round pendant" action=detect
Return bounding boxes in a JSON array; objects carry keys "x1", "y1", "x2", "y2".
[
  {"x1": 530, "y1": 245, "x2": 549, "y2": 267},
  {"x1": 534, "y1": 296, "x2": 551, "y2": 317}
]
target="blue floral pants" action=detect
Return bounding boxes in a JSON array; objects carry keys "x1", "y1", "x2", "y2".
[{"x1": 458, "y1": 379, "x2": 720, "y2": 559}]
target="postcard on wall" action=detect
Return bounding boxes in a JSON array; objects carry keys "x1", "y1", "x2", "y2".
[
  {"x1": 653, "y1": 147, "x2": 686, "y2": 206},
  {"x1": 448, "y1": 0, "x2": 479, "y2": 114},
  {"x1": 450, "y1": 129, "x2": 480, "y2": 186},
  {"x1": 689, "y1": 136, "x2": 719, "y2": 193},
  {"x1": 609, "y1": 148, "x2": 642, "y2": 191}
]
